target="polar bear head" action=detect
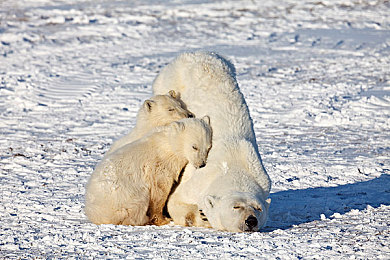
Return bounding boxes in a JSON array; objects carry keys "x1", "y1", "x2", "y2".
[
  {"x1": 202, "y1": 192, "x2": 271, "y2": 232},
  {"x1": 168, "y1": 116, "x2": 212, "y2": 169},
  {"x1": 141, "y1": 90, "x2": 194, "y2": 125}
]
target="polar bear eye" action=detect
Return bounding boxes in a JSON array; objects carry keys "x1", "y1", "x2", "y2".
[
  {"x1": 192, "y1": 145, "x2": 198, "y2": 151},
  {"x1": 256, "y1": 207, "x2": 263, "y2": 212},
  {"x1": 168, "y1": 108, "x2": 175, "y2": 112},
  {"x1": 233, "y1": 206, "x2": 241, "y2": 210}
]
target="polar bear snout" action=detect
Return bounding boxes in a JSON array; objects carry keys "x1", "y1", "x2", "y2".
[
  {"x1": 245, "y1": 215, "x2": 258, "y2": 230},
  {"x1": 193, "y1": 159, "x2": 206, "y2": 169},
  {"x1": 178, "y1": 108, "x2": 194, "y2": 119},
  {"x1": 240, "y1": 212, "x2": 261, "y2": 232},
  {"x1": 197, "y1": 161, "x2": 206, "y2": 168}
]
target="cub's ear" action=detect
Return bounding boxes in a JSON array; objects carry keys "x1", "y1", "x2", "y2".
[
  {"x1": 170, "y1": 121, "x2": 185, "y2": 132},
  {"x1": 265, "y1": 198, "x2": 271, "y2": 211},
  {"x1": 143, "y1": 99, "x2": 155, "y2": 112},
  {"x1": 168, "y1": 90, "x2": 180, "y2": 99},
  {"x1": 201, "y1": 115, "x2": 210, "y2": 125},
  {"x1": 205, "y1": 195, "x2": 217, "y2": 209}
]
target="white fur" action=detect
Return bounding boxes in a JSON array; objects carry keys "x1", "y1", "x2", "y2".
[
  {"x1": 84, "y1": 117, "x2": 212, "y2": 226},
  {"x1": 106, "y1": 91, "x2": 193, "y2": 155},
  {"x1": 153, "y1": 51, "x2": 271, "y2": 232}
]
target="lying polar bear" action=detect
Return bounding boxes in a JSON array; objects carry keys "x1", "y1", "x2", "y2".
[
  {"x1": 106, "y1": 90, "x2": 193, "y2": 155},
  {"x1": 153, "y1": 51, "x2": 271, "y2": 232},
  {"x1": 85, "y1": 117, "x2": 212, "y2": 226}
]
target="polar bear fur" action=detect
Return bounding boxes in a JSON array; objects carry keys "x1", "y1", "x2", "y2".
[
  {"x1": 85, "y1": 117, "x2": 212, "y2": 226},
  {"x1": 106, "y1": 90, "x2": 193, "y2": 155},
  {"x1": 153, "y1": 51, "x2": 271, "y2": 232}
]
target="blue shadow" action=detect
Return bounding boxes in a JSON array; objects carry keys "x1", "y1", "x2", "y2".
[{"x1": 265, "y1": 174, "x2": 390, "y2": 231}]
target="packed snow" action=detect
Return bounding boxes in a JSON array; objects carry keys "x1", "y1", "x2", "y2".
[{"x1": 1, "y1": 0, "x2": 389, "y2": 258}]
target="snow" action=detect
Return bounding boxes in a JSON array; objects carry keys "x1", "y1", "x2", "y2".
[{"x1": 1, "y1": 0, "x2": 389, "y2": 258}]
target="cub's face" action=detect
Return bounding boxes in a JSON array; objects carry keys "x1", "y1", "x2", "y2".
[
  {"x1": 203, "y1": 193, "x2": 271, "y2": 232},
  {"x1": 144, "y1": 90, "x2": 194, "y2": 125},
  {"x1": 184, "y1": 116, "x2": 212, "y2": 169},
  {"x1": 171, "y1": 116, "x2": 212, "y2": 169}
]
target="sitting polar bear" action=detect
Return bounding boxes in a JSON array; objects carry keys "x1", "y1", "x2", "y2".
[
  {"x1": 106, "y1": 90, "x2": 193, "y2": 155},
  {"x1": 85, "y1": 117, "x2": 212, "y2": 226},
  {"x1": 153, "y1": 51, "x2": 271, "y2": 232}
]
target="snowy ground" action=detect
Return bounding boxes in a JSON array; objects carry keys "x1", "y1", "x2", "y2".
[{"x1": 1, "y1": 0, "x2": 389, "y2": 258}]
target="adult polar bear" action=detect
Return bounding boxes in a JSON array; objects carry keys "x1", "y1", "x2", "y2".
[{"x1": 153, "y1": 52, "x2": 271, "y2": 232}]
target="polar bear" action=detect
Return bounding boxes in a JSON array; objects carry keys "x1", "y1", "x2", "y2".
[
  {"x1": 106, "y1": 90, "x2": 193, "y2": 155},
  {"x1": 153, "y1": 51, "x2": 271, "y2": 232},
  {"x1": 85, "y1": 117, "x2": 212, "y2": 226}
]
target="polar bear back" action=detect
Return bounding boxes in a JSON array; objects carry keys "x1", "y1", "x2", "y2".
[
  {"x1": 153, "y1": 52, "x2": 256, "y2": 145},
  {"x1": 153, "y1": 52, "x2": 270, "y2": 196}
]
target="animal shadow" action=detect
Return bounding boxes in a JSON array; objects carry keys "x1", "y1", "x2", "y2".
[{"x1": 265, "y1": 174, "x2": 390, "y2": 231}]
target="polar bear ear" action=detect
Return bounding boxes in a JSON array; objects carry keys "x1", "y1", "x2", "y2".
[
  {"x1": 205, "y1": 195, "x2": 217, "y2": 209},
  {"x1": 168, "y1": 90, "x2": 180, "y2": 99},
  {"x1": 265, "y1": 198, "x2": 271, "y2": 211},
  {"x1": 143, "y1": 99, "x2": 155, "y2": 112},
  {"x1": 201, "y1": 115, "x2": 210, "y2": 125}
]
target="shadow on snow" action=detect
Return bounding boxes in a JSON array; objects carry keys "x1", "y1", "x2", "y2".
[{"x1": 265, "y1": 174, "x2": 390, "y2": 231}]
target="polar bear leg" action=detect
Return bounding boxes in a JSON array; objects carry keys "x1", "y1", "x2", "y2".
[
  {"x1": 148, "y1": 179, "x2": 173, "y2": 226},
  {"x1": 167, "y1": 198, "x2": 196, "y2": 227},
  {"x1": 167, "y1": 193, "x2": 211, "y2": 228},
  {"x1": 103, "y1": 186, "x2": 150, "y2": 226},
  {"x1": 115, "y1": 193, "x2": 151, "y2": 226},
  {"x1": 120, "y1": 205, "x2": 150, "y2": 226}
]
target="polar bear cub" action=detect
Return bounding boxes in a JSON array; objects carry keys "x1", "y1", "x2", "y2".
[
  {"x1": 106, "y1": 90, "x2": 193, "y2": 155},
  {"x1": 84, "y1": 116, "x2": 212, "y2": 226}
]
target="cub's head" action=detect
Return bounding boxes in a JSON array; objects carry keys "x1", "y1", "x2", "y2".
[
  {"x1": 203, "y1": 193, "x2": 271, "y2": 232},
  {"x1": 141, "y1": 90, "x2": 194, "y2": 125},
  {"x1": 169, "y1": 116, "x2": 212, "y2": 169}
]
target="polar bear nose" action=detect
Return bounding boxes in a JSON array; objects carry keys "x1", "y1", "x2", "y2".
[
  {"x1": 245, "y1": 215, "x2": 258, "y2": 229},
  {"x1": 198, "y1": 162, "x2": 206, "y2": 168},
  {"x1": 187, "y1": 112, "x2": 194, "y2": 118}
]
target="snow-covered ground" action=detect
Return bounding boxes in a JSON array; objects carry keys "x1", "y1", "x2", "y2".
[{"x1": 1, "y1": 0, "x2": 389, "y2": 258}]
